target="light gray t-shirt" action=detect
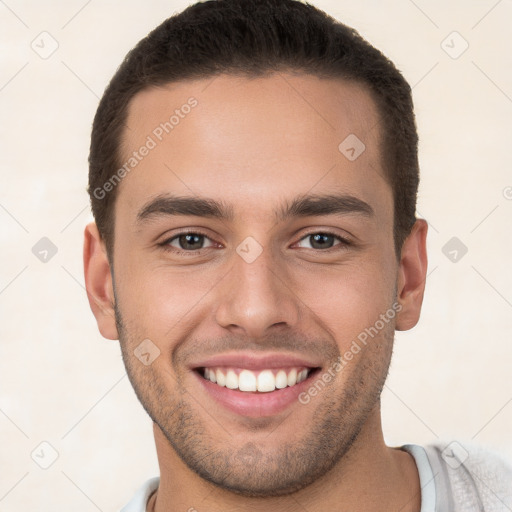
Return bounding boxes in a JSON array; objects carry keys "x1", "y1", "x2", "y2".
[{"x1": 121, "y1": 441, "x2": 512, "y2": 511}]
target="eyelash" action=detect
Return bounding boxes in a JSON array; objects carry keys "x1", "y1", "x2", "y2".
[
  {"x1": 159, "y1": 229, "x2": 218, "y2": 256},
  {"x1": 158, "y1": 229, "x2": 352, "y2": 256}
]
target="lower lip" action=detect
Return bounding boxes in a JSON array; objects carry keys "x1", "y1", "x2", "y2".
[{"x1": 194, "y1": 370, "x2": 319, "y2": 418}]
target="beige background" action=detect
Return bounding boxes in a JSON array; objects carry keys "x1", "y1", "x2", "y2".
[{"x1": 1, "y1": 0, "x2": 511, "y2": 510}]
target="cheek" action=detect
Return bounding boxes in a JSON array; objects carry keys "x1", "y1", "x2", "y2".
[
  {"x1": 115, "y1": 258, "x2": 220, "y2": 338},
  {"x1": 291, "y1": 261, "x2": 396, "y2": 346}
]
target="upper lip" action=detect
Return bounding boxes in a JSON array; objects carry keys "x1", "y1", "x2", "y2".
[{"x1": 190, "y1": 352, "x2": 322, "y2": 371}]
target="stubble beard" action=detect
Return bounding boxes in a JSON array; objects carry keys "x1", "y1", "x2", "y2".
[{"x1": 115, "y1": 302, "x2": 394, "y2": 497}]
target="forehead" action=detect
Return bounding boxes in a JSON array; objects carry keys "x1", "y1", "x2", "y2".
[{"x1": 116, "y1": 73, "x2": 390, "y2": 223}]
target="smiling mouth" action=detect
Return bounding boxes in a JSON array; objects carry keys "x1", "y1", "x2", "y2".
[{"x1": 197, "y1": 366, "x2": 321, "y2": 393}]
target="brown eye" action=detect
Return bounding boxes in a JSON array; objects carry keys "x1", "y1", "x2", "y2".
[
  {"x1": 175, "y1": 233, "x2": 205, "y2": 250},
  {"x1": 296, "y1": 232, "x2": 350, "y2": 250},
  {"x1": 161, "y1": 231, "x2": 216, "y2": 253}
]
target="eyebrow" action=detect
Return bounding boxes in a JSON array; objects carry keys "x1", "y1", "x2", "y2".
[{"x1": 135, "y1": 192, "x2": 374, "y2": 225}]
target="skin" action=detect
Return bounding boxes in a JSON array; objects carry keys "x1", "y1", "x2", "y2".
[{"x1": 84, "y1": 73, "x2": 428, "y2": 511}]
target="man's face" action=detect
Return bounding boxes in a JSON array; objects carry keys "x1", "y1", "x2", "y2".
[{"x1": 111, "y1": 73, "x2": 399, "y2": 495}]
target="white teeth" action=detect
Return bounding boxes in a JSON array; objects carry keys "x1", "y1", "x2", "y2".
[
  {"x1": 275, "y1": 370, "x2": 288, "y2": 389},
  {"x1": 225, "y1": 370, "x2": 238, "y2": 389},
  {"x1": 287, "y1": 368, "x2": 297, "y2": 386},
  {"x1": 257, "y1": 370, "x2": 275, "y2": 392},
  {"x1": 297, "y1": 369, "x2": 308, "y2": 383},
  {"x1": 203, "y1": 367, "x2": 313, "y2": 393},
  {"x1": 239, "y1": 369, "x2": 257, "y2": 391},
  {"x1": 216, "y1": 369, "x2": 226, "y2": 387}
]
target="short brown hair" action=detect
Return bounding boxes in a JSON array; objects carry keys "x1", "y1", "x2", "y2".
[{"x1": 88, "y1": 0, "x2": 419, "y2": 261}]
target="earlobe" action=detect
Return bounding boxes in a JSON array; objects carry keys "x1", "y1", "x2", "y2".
[
  {"x1": 395, "y1": 219, "x2": 428, "y2": 331},
  {"x1": 83, "y1": 222, "x2": 119, "y2": 340}
]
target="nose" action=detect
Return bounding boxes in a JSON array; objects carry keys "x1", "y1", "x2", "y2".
[{"x1": 214, "y1": 242, "x2": 301, "y2": 339}]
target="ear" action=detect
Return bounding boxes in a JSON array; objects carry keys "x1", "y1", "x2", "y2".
[
  {"x1": 83, "y1": 222, "x2": 119, "y2": 340},
  {"x1": 395, "y1": 219, "x2": 428, "y2": 331}
]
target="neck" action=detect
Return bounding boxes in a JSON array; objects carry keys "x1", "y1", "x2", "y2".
[{"x1": 148, "y1": 406, "x2": 421, "y2": 512}]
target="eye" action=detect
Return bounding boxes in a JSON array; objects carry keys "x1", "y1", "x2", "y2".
[
  {"x1": 295, "y1": 231, "x2": 351, "y2": 251},
  {"x1": 160, "y1": 231, "x2": 217, "y2": 253}
]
